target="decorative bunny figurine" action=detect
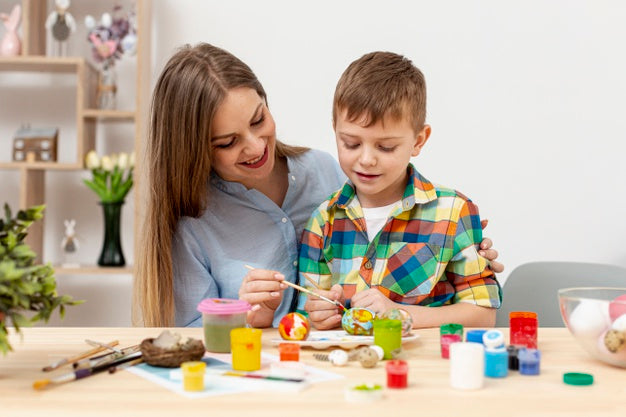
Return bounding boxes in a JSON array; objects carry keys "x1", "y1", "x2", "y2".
[
  {"x1": 62, "y1": 219, "x2": 79, "y2": 252},
  {"x1": 45, "y1": 0, "x2": 76, "y2": 56},
  {"x1": 0, "y1": 4, "x2": 22, "y2": 56}
]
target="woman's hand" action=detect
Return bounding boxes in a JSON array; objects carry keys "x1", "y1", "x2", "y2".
[
  {"x1": 480, "y1": 219, "x2": 504, "y2": 273},
  {"x1": 304, "y1": 284, "x2": 345, "y2": 330},
  {"x1": 239, "y1": 268, "x2": 287, "y2": 327}
]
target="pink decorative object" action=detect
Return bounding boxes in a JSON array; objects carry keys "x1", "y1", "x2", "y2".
[
  {"x1": 278, "y1": 312, "x2": 311, "y2": 341},
  {"x1": 609, "y1": 294, "x2": 626, "y2": 322},
  {"x1": 1, "y1": 4, "x2": 22, "y2": 56}
]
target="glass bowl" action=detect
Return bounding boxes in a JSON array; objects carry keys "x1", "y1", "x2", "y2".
[{"x1": 558, "y1": 287, "x2": 626, "y2": 368}]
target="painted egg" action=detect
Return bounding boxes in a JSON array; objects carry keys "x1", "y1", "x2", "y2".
[
  {"x1": 341, "y1": 307, "x2": 375, "y2": 335},
  {"x1": 278, "y1": 312, "x2": 311, "y2": 341},
  {"x1": 381, "y1": 308, "x2": 413, "y2": 336}
]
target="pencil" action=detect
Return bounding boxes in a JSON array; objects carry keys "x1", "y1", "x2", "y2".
[
  {"x1": 222, "y1": 371, "x2": 305, "y2": 383},
  {"x1": 41, "y1": 340, "x2": 120, "y2": 372},
  {"x1": 244, "y1": 265, "x2": 347, "y2": 312}
]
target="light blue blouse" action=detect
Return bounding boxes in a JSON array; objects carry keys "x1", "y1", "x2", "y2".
[{"x1": 172, "y1": 149, "x2": 345, "y2": 327}]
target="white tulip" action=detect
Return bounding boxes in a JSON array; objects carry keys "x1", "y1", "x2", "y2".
[
  {"x1": 110, "y1": 153, "x2": 119, "y2": 168},
  {"x1": 129, "y1": 151, "x2": 135, "y2": 168},
  {"x1": 117, "y1": 152, "x2": 129, "y2": 170},
  {"x1": 101, "y1": 155, "x2": 114, "y2": 171},
  {"x1": 85, "y1": 150, "x2": 100, "y2": 169},
  {"x1": 101, "y1": 12, "x2": 112, "y2": 28},
  {"x1": 84, "y1": 15, "x2": 96, "y2": 30}
]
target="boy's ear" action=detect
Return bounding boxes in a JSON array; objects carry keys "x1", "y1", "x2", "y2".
[{"x1": 412, "y1": 124, "x2": 431, "y2": 157}]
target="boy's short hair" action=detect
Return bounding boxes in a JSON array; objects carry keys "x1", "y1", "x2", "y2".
[{"x1": 333, "y1": 51, "x2": 426, "y2": 133}]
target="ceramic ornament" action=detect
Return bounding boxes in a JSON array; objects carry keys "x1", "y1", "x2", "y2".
[
  {"x1": 341, "y1": 307, "x2": 375, "y2": 336},
  {"x1": 278, "y1": 312, "x2": 311, "y2": 341},
  {"x1": 381, "y1": 308, "x2": 413, "y2": 336}
]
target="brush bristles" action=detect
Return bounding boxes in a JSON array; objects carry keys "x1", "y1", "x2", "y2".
[{"x1": 32, "y1": 380, "x2": 50, "y2": 390}]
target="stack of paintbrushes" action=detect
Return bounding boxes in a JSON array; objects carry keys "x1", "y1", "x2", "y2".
[{"x1": 33, "y1": 339, "x2": 143, "y2": 390}]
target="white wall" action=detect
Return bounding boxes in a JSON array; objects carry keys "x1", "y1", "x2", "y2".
[
  {"x1": 2, "y1": 0, "x2": 626, "y2": 325},
  {"x1": 152, "y1": 0, "x2": 626, "y2": 280}
]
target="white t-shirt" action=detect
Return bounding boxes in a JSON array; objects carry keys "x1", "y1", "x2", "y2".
[{"x1": 361, "y1": 200, "x2": 402, "y2": 242}]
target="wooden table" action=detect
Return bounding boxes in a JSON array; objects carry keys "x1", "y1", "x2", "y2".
[{"x1": 1, "y1": 327, "x2": 624, "y2": 416}]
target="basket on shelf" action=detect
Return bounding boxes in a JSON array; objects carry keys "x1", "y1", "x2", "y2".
[{"x1": 140, "y1": 337, "x2": 205, "y2": 368}]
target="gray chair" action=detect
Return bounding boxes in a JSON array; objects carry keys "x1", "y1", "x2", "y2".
[{"x1": 495, "y1": 261, "x2": 626, "y2": 327}]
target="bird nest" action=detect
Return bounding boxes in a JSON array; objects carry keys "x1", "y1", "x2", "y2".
[{"x1": 140, "y1": 337, "x2": 205, "y2": 368}]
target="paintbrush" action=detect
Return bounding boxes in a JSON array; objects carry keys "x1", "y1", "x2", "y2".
[
  {"x1": 85, "y1": 339, "x2": 122, "y2": 353},
  {"x1": 41, "y1": 340, "x2": 120, "y2": 372},
  {"x1": 33, "y1": 351, "x2": 142, "y2": 390},
  {"x1": 244, "y1": 265, "x2": 347, "y2": 312},
  {"x1": 108, "y1": 357, "x2": 143, "y2": 374}
]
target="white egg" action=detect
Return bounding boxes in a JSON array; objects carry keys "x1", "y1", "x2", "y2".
[
  {"x1": 329, "y1": 349, "x2": 349, "y2": 366},
  {"x1": 569, "y1": 299, "x2": 611, "y2": 339}
]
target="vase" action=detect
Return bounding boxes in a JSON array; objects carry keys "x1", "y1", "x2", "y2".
[
  {"x1": 98, "y1": 201, "x2": 125, "y2": 267},
  {"x1": 97, "y1": 64, "x2": 117, "y2": 110}
]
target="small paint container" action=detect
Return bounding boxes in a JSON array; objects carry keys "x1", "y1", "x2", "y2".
[
  {"x1": 181, "y1": 361, "x2": 206, "y2": 392},
  {"x1": 482, "y1": 329, "x2": 505, "y2": 349},
  {"x1": 440, "y1": 323, "x2": 464, "y2": 338},
  {"x1": 198, "y1": 298, "x2": 251, "y2": 353},
  {"x1": 278, "y1": 343, "x2": 300, "y2": 361},
  {"x1": 466, "y1": 329, "x2": 487, "y2": 344},
  {"x1": 386, "y1": 360, "x2": 409, "y2": 389},
  {"x1": 440, "y1": 334, "x2": 462, "y2": 359},
  {"x1": 450, "y1": 342, "x2": 485, "y2": 390},
  {"x1": 518, "y1": 348, "x2": 541, "y2": 375},
  {"x1": 344, "y1": 383, "x2": 383, "y2": 403},
  {"x1": 230, "y1": 328, "x2": 262, "y2": 371},
  {"x1": 484, "y1": 347, "x2": 509, "y2": 378},
  {"x1": 510, "y1": 311, "x2": 538, "y2": 348},
  {"x1": 507, "y1": 345, "x2": 520, "y2": 370},
  {"x1": 373, "y1": 319, "x2": 402, "y2": 359}
]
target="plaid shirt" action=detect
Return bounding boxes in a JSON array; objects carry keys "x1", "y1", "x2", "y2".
[{"x1": 299, "y1": 164, "x2": 502, "y2": 308}]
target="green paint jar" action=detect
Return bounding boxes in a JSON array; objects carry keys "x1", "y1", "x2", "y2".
[{"x1": 373, "y1": 319, "x2": 402, "y2": 359}]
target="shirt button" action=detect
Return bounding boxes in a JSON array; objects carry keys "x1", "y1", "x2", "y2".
[
  {"x1": 281, "y1": 217, "x2": 288, "y2": 223},
  {"x1": 291, "y1": 175, "x2": 296, "y2": 181},
  {"x1": 364, "y1": 261, "x2": 372, "y2": 269},
  {"x1": 293, "y1": 261, "x2": 298, "y2": 266}
]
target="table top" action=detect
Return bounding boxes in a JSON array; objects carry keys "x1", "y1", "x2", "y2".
[{"x1": 1, "y1": 327, "x2": 624, "y2": 417}]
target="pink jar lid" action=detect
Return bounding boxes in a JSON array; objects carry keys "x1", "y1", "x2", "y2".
[{"x1": 197, "y1": 298, "x2": 251, "y2": 314}]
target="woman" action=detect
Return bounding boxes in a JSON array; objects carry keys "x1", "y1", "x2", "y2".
[{"x1": 134, "y1": 43, "x2": 502, "y2": 328}]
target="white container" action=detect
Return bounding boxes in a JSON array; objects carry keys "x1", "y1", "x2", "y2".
[{"x1": 450, "y1": 342, "x2": 485, "y2": 390}]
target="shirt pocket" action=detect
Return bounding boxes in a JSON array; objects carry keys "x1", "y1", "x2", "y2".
[{"x1": 380, "y1": 242, "x2": 443, "y2": 297}]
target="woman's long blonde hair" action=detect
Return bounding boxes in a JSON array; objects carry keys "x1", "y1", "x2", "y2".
[{"x1": 134, "y1": 43, "x2": 307, "y2": 326}]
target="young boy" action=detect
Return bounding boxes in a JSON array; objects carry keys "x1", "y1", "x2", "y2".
[{"x1": 299, "y1": 51, "x2": 501, "y2": 330}]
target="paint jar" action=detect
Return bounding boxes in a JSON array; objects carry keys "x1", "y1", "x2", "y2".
[
  {"x1": 181, "y1": 361, "x2": 206, "y2": 392},
  {"x1": 518, "y1": 348, "x2": 541, "y2": 375},
  {"x1": 386, "y1": 360, "x2": 409, "y2": 389},
  {"x1": 507, "y1": 345, "x2": 520, "y2": 370},
  {"x1": 373, "y1": 319, "x2": 402, "y2": 359},
  {"x1": 440, "y1": 323, "x2": 464, "y2": 338},
  {"x1": 440, "y1": 334, "x2": 462, "y2": 359},
  {"x1": 509, "y1": 311, "x2": 538, "y2": 348},
  {"x1": 197, "y1": 298, "x2": 251, "y2": 353},
  {"x1": 449, "y1": 342, "x2": 485, "y2": 390},
  {"x1": 231, "y1": 327, "x2": 262, "y2": 371},
  {"x1": 278, "y1": 343, "x2": 300, "y2": 361},
  {"x1": 484, "y1": 347, "x2": 509, "y2": 378},
  {"x1": 466, "y1": 329, "x2": 487, "y2": 344}
]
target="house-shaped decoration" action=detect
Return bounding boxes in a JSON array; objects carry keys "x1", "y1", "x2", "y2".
[{"x1": 12, "y1": 126, "x2": 58, "y2": 162}]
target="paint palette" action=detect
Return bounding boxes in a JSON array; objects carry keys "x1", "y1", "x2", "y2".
[{"x1": 270, "y1": 330, "x2": 419, "y2": 350}]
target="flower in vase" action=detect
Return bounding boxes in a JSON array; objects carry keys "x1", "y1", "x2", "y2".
[
  {"x1": 84, "y1": 4, "x2": 135, "y2": 69},
  {"x1": 83, "y1": 150, "x2": 134, "y2": 204}
]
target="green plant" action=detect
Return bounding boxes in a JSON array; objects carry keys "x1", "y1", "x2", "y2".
[
  {"x1": 83, "y1": 150, "x2": 134, "y2": 203},
  {"x1": 0, "y1": 204, "x2": 81, "y2": 354}
]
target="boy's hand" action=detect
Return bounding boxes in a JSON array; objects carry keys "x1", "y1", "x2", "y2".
[
  {"x1": 304, "y1": 284, "x2": 344, "y2": 330},
  {"x1": 351, "y1": 288, "x2": 396, "y2": 316},
  {"x1": 479, "y1": 219, "x2": 504, "y2": 273}
]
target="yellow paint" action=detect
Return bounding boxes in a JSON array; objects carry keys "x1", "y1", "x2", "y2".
[{"x1": 181, "y1": 361, "x2": 206, "y2": 391}]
